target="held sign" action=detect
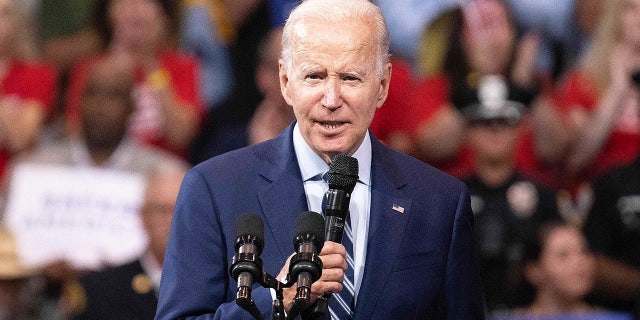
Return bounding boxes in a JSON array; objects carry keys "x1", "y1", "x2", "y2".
[{"x1": 4, "y1": 163, "x2": 147, "y2": 270}]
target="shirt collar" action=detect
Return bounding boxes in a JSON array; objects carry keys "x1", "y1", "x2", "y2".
[{"x1": 293, "y1": 123, "x2": 372, "y2": 186}]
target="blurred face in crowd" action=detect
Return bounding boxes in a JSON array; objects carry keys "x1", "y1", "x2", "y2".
[
  {"x1": 462, "y1": 0, "x2": 515, "y2": 75},
  {"x1": 621, "y1": 0, "x2": 640, "y2": 46},
  {"x1": 0, "y1": 0, "x2": 15, "y2": 55},
  {"x1": 279, "y1": 17, "x2": 391, "y2": 163},
  {"x1": 257, "y1": 28, "x2": 286, "y2": 103},
  {"x1": 576, "y1": 0, "x2": 603, "y2": 36},
  {"x1": 527, "y1": 226, "x2": 595, "y2": 302},
  {"x1": 467, "y1": 118, "x2": 519, "y2": 163},
  {"x1": 140, "y1": 169, "x2": 184, "y2": 264},
  {"x1": 81, "y1": 65, "x2": 134, "y2": 149},
  {"x1": 108, "y1": 0, "x2": 166, "y2": 51}
]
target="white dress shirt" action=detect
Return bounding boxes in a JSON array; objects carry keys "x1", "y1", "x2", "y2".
[{"x1": 292, "y1": 123, "x2": 371, "y2": 302}]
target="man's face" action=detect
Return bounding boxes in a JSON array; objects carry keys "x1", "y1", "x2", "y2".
[
  {"x1": 81, "y1": 71, "x2": 133, "y2": 147},
  {"x1": 141, "y1": 171, "x2": 183, "y2": 264},
  {"x1": 279, "y1": 19, "x2": 391, "y2": 163},
  {"x1": 467, "y1": 118, "x2": 519, "y2": 162}
]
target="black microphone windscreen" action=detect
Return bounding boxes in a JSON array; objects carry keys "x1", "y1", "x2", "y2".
[
  {"x1": 294, "y1": 211, "x2": 326, "y2": 249},
  {"x1": 235, "y1": 213, "x2": 265, "y2": 252},
  {"x1": 328, "y1": 154, "x2": 358, "y2": 191}
]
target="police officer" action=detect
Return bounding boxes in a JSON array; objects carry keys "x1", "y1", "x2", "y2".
[{"x1": 461, "y1": 76, "x2": 560, "y2": 312}]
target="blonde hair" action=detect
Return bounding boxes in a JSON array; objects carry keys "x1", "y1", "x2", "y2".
[
  {"x1": 281, "y1": 0, "x2": 390, "y2": 79},
  {"x1": 581, "y1": 0, "x2": 625, "y2": 92}
]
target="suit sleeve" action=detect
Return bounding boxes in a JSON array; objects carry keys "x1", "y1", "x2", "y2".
[
  {"x1": 445, "y1": 184, "x2": 485, "y2": 319},
  {"x1": 155, "y1": 168, "x2": 273, "y2": 320}
]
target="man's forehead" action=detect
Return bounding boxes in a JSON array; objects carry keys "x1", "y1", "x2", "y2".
[{"x1": 292, "y1": 22, "x2": 374, "y2": 54}]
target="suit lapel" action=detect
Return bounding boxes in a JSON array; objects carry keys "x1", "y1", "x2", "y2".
[
  {"x1": 257, "y1": 125, "x2": 309, "y2": 263},
  {"x1": 355, "y1": 138, "x2": 412, "y2": 319}
]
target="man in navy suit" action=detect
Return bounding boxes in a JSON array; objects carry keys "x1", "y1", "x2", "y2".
[{"x1": 155, "y1": 0, "x2": 484, "y2": 319}]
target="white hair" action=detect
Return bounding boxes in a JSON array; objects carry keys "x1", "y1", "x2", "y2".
[{"x1": 281, "y1": 0, "x2": 391, "y2": 79}]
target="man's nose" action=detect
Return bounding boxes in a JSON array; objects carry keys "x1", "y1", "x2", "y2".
[{"x1": 321, "y1": 78, "x2": 342, "y2": 110}]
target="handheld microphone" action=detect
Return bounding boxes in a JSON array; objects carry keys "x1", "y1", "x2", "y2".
[
  {"x1": 286, "y1": 211, "x2": 325, "y2": 320},
  {"x1": 324, "y1": 154, "x2": 359, "y2": 242},
  {"x1": 314, "y1": 154, "x2": 358, "y2": 316},
  {"x1": 230, "y1": 213, "x2": 265, "y2": 320}
]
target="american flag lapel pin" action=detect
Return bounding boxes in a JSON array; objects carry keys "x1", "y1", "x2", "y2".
[{"x1": 392, "y1": 204, "x2": 405, "y2": 214}]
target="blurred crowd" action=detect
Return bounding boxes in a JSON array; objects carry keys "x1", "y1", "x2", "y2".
[{"x1": 0, "y1": 0, "x2": 640, "y2": 319}]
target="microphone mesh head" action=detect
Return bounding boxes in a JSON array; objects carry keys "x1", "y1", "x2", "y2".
[
  {"x1": 294, "y1": 211, "x2": 326, "y2": 250},
  {"x1": 328, "y1": 154, "x2": 359, "y2": 192},
  {"x1": 235, "y1": 213, "x2": 265, "y2": 253}
]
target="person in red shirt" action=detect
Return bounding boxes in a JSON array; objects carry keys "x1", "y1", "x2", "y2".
[
  {"x1": 369, "y1": 57, "x2": 467, "y2": 176},
  {"x1": 0, "y1": 0, "x2": 58, "y2": 182},
  {"x1": 557, "y1": 0, "x2": 640, "y2": 183},
  {"x1": 65, "y1": 0, "x2": 203, "y2": 159}
]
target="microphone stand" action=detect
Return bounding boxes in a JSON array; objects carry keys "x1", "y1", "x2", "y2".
[
  {"x1": 237, "y1": 254, "x2": 321, "y2": 320},
  {"x1": 235, "y1": 270, "x2": 286, "y2": 320},
  {"x1": 260, "y1": 272, "x2": 286, "y2": 320}
]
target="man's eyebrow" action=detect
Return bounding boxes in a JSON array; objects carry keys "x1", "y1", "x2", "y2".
[
  {"x1": 340, "y1": 69, "x2": 368, "y2": 77},
  {"x1": 299, "y1": 63, "x2": 323, "y2": 73}
]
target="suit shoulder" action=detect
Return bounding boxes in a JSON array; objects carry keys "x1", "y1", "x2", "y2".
[{"x1": 192, "y1": 141, "x2": 274, "y2": 174}]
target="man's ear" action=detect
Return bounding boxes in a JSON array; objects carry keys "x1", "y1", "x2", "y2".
[
  {"x1": 376, "y1": 62, "x2": 392, "y2": 109},
  {"x1": 279, "y1": 59, "x2": 294, "y2": 107}
]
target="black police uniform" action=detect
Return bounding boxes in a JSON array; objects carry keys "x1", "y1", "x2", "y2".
[
  {"x1": 464, "y1": 172, "x2": 559, "y2": 312},
  {"x1": 584, "y1": 156, "x2": 640, "y2": 312}
]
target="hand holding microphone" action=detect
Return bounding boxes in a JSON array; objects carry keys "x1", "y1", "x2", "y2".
[
  {"x1": 275, "y1": 211, "x2": 350, "y2": 320},
  {"x1": 314, "y1": 154, "x2": 359, "y2": 316}
]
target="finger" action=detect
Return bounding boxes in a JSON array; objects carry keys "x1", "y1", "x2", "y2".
[
  {"x1": 319, "y1": 253, "x2": 348, "y2": 270},
  {"x1": 311, "y1": 278, "x2": 344, "y2": 296},
  {"x1": 319, "y1": 241, "x2": 346, "y2": 257}
]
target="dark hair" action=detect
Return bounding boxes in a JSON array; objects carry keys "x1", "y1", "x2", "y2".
[
  {"x1": 521, "y1": 220, "x2": 570, "y2": 265},
  {"x1": 509, "y1": 220, "x2": 577, "y2": 306},
  {"x1": 92, "y1": 0, "x2": 180, "y2": 48}
]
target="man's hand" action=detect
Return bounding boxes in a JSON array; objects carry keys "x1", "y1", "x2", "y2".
[{"x1": 277, "y1": 241, "x2": 348, "y2": 313}]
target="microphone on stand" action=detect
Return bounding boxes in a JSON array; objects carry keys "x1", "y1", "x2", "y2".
[
  {"x1": 314, "y1": 154, "x2": 359, "y2": 316},
  {"x1": 230, "y1": 213, "x2": 265, "y2": 320},
  {"x1": 286, "y1": 211, "x2": 325, "y2": 320}
]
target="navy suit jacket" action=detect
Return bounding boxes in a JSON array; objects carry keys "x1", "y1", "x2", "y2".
[{"x1": 155, "y1": 124, "x2": 484, "y2": 319}]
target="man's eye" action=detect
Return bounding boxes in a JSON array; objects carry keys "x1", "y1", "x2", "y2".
[
  {"x1": 306, "y1": 74, "x2": 323, "y2": 80},
  {"x1": 343, "y1": 75, "x2": 361, "y2": 82}
]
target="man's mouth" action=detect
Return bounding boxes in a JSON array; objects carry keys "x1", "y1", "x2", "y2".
[{"x1": 320, "y1": 122, "x2": 344, "y2": 130}]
